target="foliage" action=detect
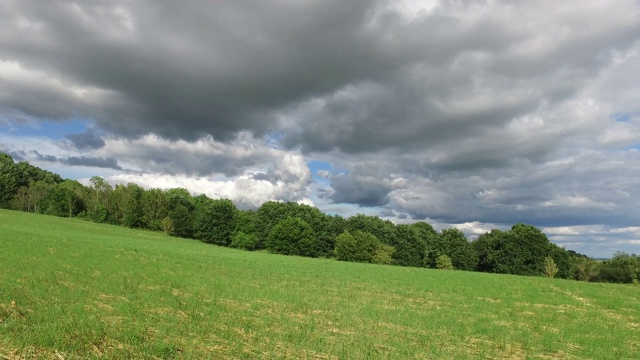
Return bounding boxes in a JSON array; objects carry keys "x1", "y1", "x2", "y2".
[
  {"x1": 543, "y1": 256, "x2": 558, "y2": 278},
  {"x1": 255, "y1": 201, "x2": 342, "y2": 256},
  {"x1": 390, "y1": 224, "x2": 427, "y2": 267},
  {"x1": 167, "y1": 188, "x2": 195, "y2": 238},
  {"x1": 436, "y1": 254, "x2": 454, "y2": 270},
  {"x1": 193, "y1": 197, "x2": 237, "y2": 246},
  {"x1": 548, "y1": 245, "x2": 573, "y2": 279},
  {"x1": 160, "y1": 216, "x2": 174, "y2": 235},
  {"x1": 427, "y1": 228, "x2": 477, "y2": 271},
  {"x1": 596, "y1": 252, "x2": 640, "y2": 284},
  {"x1": 334, "y1": 230, "x2": 379, "y2": 263},
  {"x1": 230, "y1": 231, "x2": 260, "y2": 251},
  {"x1": 372, "y1": 243, "x2": 395, "y2": 265},
  {"x1": 473, "y1": 224, "x2": 554, "y2": 276},
  {"x1": 266, "y1": 217, "x2": 317, "y2": 257},
  {"x1": 572, "y1": 255, "x2": 600, "y2": 282},
  {"x1": 141, "y1": 188, "x2": 169, "y2": 231}
]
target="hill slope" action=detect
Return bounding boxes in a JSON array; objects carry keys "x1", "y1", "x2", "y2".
[{"x1": 0, "y1": 209, "x2": 638, "y2": 359}]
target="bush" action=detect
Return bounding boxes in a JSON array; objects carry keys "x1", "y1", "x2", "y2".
[
  {"x1": 543, "y1": 256, "x2": 559, "y2": 278},
  {"x1": 373, "y1": 244, "x2": 395, "y2": 265},
  {"x1": 436, "y1": 254, "x2": 454, "y2": 270}
]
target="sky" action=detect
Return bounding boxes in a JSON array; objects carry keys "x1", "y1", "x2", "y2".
[{"x1": 1, "y1": 0, "x2": 639, "y2": 258}]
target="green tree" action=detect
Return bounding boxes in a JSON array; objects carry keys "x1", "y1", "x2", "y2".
[
  {"x1": 234, "y1": 210, "x2": 257, "y2": 235},
  {"x1": 88, "y1": 176, "x2": 112, "y2": 222},
  {"x1": 334, "y1": 230, "x2": 379, "y2": 263},
  {"x1": 346, "y1": 214, "x2": 397, "y2": 246},
  {"x1": 167, "y1": 188, "x2": 195, "y2": 238},
  {"x1": 193, "y1": 197, "x2": 237, "y2": 246},
  {"x1": 572, "y1": 255, "x2": 600, "y2": 282},
  {"x1": 141, "y1": 188, "x2": 169, "y2": 230},
  {"x1": 28, "y1": 181, "x2": 50, "y2": 214},
  {"x1": 472, "y1": 224, "x2": 554, "y2": 276},
  {"x1": 45, "y1": 180, "x2": 85, "y2": 217},
  {"x1": 597, "y1": 252, "x2": 639, "y2": 284},
  {"x1": 0, "y1": 153, "x2": 17, "y2": 207},
  {"x1": 426, "y1": 228, "x2": 478, "y2": 271},
  {"x1": 392, "y1": 224, "x2": 427, "y2": 267},
  {"x1": 266, "y1": 217, "x2": 317, "y2": 257},
  {"x1": 255, "y1": 201, "x2": 335, "y2": 255},
  {"x1": 549, "y1": 245, "x2": 573, "y2": 279}
]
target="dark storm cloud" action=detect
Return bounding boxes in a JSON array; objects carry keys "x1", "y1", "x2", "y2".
[
  {"x1": 1, "y1": 1, "x2": 638, "y2": 160},
  {"x1": 34, "y1": 151, "x2": 122, "y2": 170},
  {"x1": 329, "y1": 163, "x2": 399, "y2": 207},
  {"x1": 65, "y1": 156, "x2": 122, "y2": 170},
  {"x1": 66, "y1": 129, "x2": 105, "y2": 150},
  {"x1": 0, "y1": 0, "x2": 384, "y2": 141}
]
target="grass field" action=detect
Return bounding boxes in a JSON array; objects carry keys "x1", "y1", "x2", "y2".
[{"x1": 0, "y1": 209, "x2": 638, "y2": 359}]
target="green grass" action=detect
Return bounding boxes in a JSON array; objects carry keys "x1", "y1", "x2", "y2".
[{"x1": 0, "y1": 209, "x2": 638, "y2": 359}]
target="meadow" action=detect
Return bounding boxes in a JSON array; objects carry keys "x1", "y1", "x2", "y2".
[{"x1": 0, "y1": 209, "x2": 638, "y2": 359}]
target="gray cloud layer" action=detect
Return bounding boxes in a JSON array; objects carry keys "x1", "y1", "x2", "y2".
[{"x1": 1, "y1": 1, "x2": 640, "y2": 256}]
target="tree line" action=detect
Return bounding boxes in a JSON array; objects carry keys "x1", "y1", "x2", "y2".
[{"x1": 1, "y1": 152, "x2": 638, "y2": 284}]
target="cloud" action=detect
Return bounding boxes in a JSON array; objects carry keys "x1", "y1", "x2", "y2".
[
  {"x1": 65, "y1": 128, "x2": 105, "y2": 150},
  {"x1": 109, "y1": 152, "x2": 312, "y2": 209},
  {"x1": 329, "y1": 162, "x2": 406, "y2": 207},
  {"x1": 96, "y1": 132, "x2": 293, "y2": 177},
  {"x1": 34, "y1": 150, "x2": 122, "y2": 170}
]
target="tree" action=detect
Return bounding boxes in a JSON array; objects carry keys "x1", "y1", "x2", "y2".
[
  {"x1": 543, "y1": 256, "x2": 559, "y2": 278},
  {"x1": 88, "y1": 176, "x2": 112, "y2": 222},
  {"x1": 255, "y1": 201, "x2": 335, "y2": 255},
  {"x1": 392, "y1": 224, "x2": 427, "y2": 267},
  {"x1": 426, "y1": 228, "x2": 478, "y2": 271},
  {"x1": 141, "y1": 188, "x2": 169, "y2": 230},
  {"x1": 167, "y1": 188, "x2": 195, "y2": 238},
  {"x1": 597, "y1": 252, "x2": 639, "y2": 284},
  {"x1": 572, "y1": 255, "x2": 600, "y2": 282},
  {"x1": 472, "y1": 224, "x2": 554, "y2": 276},
  {"x1": 27, "y1": 181, "x2": 49, "y2": 214},
  {"x1": 334, "y1": 230, "x2": 379, "y2": 263},
  {"x1": 45, "y1": 180, "x2": 85, "y2": 217},
  {"x1": 0, "y1": 153, "x2": 16, "y2": 207},
  {"x1": 549, "y1": 245, "x2": 573, "y2": 279},
  {"x1": 346, "y1": 214, "x2": 397, "y2": 246},
  {"x1": 193, "y1": 197, "x2": 237, "y2": 246},
  {"x1": 109, "y1": 183, "x2": 144, "y2": 227},
  {"x1": 266, "y1": 217, "x2": 317, "y2": 257}
]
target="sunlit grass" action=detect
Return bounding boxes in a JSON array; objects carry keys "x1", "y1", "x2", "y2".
[{"x1": 1, "y1": 209, "x2": 638, "y2": 359}]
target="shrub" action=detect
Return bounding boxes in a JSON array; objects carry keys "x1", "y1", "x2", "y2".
[
  {"x1": 543, "y1": 256, "x2": 558, "y2": 278},
  {"x1": 436, "y1": 254, "x2": 454, "y2": 270},
  {"x1": 372, "y1": 244, "x2": 395, "y2": 265}
]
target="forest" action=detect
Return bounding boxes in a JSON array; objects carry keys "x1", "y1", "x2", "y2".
[{"x1": 1, "y1": 151, "x2": 638, "y2": 284}]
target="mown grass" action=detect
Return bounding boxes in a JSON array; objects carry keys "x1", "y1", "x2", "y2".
[{"x1": 0, "y1": 209, "x2": 638, "y2": 359}]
